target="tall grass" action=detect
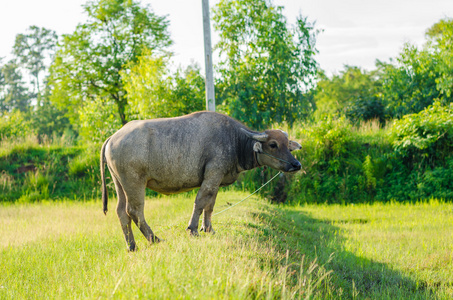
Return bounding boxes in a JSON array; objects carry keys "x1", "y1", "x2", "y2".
[
  {"x1": 0, "y1": 134, "x2": 102, "y2": 202},
  {"x1": 0, "y1": 133, "x2": 74, "y2": 156}
]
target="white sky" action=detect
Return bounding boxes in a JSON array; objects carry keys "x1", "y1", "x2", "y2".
[{"x1": 0, "y1": 0, "x2": 452, "y2": 76}]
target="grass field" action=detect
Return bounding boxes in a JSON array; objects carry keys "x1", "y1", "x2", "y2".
[{"x1": 1, "y1": 191, "x2": 452, "y2": 299}]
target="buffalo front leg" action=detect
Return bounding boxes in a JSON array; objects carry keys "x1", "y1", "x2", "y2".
[
  {"x1": 200, "y1": 201, "x2": 216, "y2": 234},
  {"x1": 187, "y1": 175, "x2": 221, "y2": 236}
]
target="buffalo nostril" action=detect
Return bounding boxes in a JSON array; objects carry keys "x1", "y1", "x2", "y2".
[{"x1": 286, "y1": 161, "x2": 301, "y2": 172}]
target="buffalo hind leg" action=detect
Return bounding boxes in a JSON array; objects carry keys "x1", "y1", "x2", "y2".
[
  {"x1": 124, "y1": 186, "x2": 160, "y2": 245},
  {"x1": 187, "y1": 171, "x2": 221, "y2": 236},
  {"x1": 112, "y1": 176, "x2": 136, "y2": 251}
]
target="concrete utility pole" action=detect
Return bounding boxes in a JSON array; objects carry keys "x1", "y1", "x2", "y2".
[{"x1": 202, "y1": 0, "x2": 215, "y2": 111}]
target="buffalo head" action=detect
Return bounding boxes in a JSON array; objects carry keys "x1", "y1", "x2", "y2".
[{"x1": 241, "y1": 128, "x2": 302, "y2": 173}]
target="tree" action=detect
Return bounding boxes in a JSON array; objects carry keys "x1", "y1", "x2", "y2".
[
  {"x1": 314, "y1": 66, "x2": 384, "y2": 123},
  {"x1": 13, "y1": 26, "x2": 58, "y2": 101},
  {"x1": 314, "y1": 18, "x2": 453, "y2": 123},
  {"x1": 377, "y1": 44, "x2": 443, "y2": 118},
  {"x1": 0, "y1": 58, "x2": 4, "y2": 112},
  {"x1": 374, "y1": 19, "x2": 453, "y2": 119},
  {"x1": 29, "y1": 91, "x2": 73, "y2": 141},
  {"x1": 426, "y1": 18, "x2": 453, "y2": 98},
  {"x1": 213, "y1": 0, "x2": 319, "y2": 129},
  {"x1": 122, "y1": 50, "x2": 205, "y2": 120},
  {"x1": 171, "y1": 64, "x2": 206, "y2": 115},
  {"x1": 0, "y1": 59, "x2": 30, "y2": 114},
  {"x1": 49, "y1": 0, "x2": 172, "y2": 125}
]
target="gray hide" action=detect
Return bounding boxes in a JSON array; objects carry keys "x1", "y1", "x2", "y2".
[{"x1": 100, "y1": 111, "x2": 302, "y2": 251}]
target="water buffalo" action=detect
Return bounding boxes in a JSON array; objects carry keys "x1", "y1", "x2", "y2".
[{"x1": 100, "y1": 111, "x2": 302, "y2": 251}]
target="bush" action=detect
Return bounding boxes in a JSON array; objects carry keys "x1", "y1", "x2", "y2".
[
  {"x1": 0, "y1": 138, "x2": 108, "y2": 202},
  {"x1": 390, "y1": 101, "x2": 453, "y2": 166},
  {"x1": 79, "y1": 97, "x2": 122, "y2": 144},
  {"x1": 0, "y1": 110, "x2": 33, "y2": 139},
  {"x1": 239, "y1": 105, "x2": 453, "y2": 204},
  {"x1": 284, "y1": 104, "x2": 453, "y2": 203},
  {"x1": 284, "y1": 117, "x2": 390, "y2": 204},
  {"x1": 236, "y1": 117, "x2": 391, "y2": 204}
]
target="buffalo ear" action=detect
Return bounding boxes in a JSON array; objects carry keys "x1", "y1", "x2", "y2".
[
  {"x1": 289, "y1": 140, "x2": 302, "y2": 152},
  {"x1": 253, "y1": 142, "x2": 263, "y2": 153}
]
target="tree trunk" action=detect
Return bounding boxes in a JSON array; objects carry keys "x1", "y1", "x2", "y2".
[{"x1": 116, "y1": 97, "x2": 128, "y2": 125}]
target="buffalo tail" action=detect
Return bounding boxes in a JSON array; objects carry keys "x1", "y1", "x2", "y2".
[{"x1": 100, "y1": 137, "x2": 111, "y2": 215}]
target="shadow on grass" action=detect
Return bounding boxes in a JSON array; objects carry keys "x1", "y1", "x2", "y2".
[{"x1": 251, "y1": 206, "x2": 435, "y2": 299}]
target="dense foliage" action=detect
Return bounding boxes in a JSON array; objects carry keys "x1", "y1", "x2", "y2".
[
  {"x1": 3, "y1": 102, "x2": 453, "y2": 203},
  {"x1": 240, "y1": 103, "x2": 453, "y2": 203},
  {"x1": 48, "y1": 0, "x2": 172, "y2": 126},
  {"x1": 213, "y1": 0, "x2": 319, "y2": 129},
  {"x1": 121, "y1": 50, "x2": 205, "y2": 121},
  {"x1": 314, "y1": 66, "x2": 385, "y2": 124}
]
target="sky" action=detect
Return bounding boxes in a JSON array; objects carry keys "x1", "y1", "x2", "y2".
[{"x1": 1, "y1": 0, "x2": 452, "y2": 76}]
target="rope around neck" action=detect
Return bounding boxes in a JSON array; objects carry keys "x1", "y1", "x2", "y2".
[{"x1": 213, "y1": 171, "x2": 282, "y2": 216}]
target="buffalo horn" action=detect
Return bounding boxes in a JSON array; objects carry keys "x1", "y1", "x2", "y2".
[
  {"x1": 240, "y1": 128, "x2": 268, "y2": 142},
  {"x1": 279, "y1": 130, "x2": 289, "y2": 138}
]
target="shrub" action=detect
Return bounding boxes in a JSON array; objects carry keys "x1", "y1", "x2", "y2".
[
  {"x1": 0, "y1": 110, "x2": 33, "y2": 140},
  {"x1": 237, "y1": 117, "x2": 392, "y2": 204},
  {"x1": 0, "y1": 140, "x2": 108, "y2": 202},
  {"x1": 285, "y1": 117, "x2": 385, "y2": 204},
  {"x1": 390, "y1": 101, "x2": 453, "y2": 166},
  {"x1": 79, "y1": 97, "x2": 122, "y2": 144},
  {"x1": 282, "y1": 104, "x2": 453, "y2": 203}
]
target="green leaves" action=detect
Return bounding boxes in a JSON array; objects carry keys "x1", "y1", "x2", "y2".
[
  {"x1": 390, "y1": 102, "x2": 453, "y2": 164},
  {"x1": 0, "y1": 110, "x2": 32, "y2": 139},
  {"x1": 0, "y1": 60, "x2": 30, "y2": 114},
  {"x1": 427, "y1": 18, "x2": 453, "y2": 98},
  {"x1": 213, "y1": 0, "x2": 319, "y2": 129},
  {"x1": 49, "y1": 0, "x2": 172, "y2": 125},
  {"x1": 314, "y1": 18, "x2": 453, "y2": 124},
  {"x1": 314, "y1": 66, "x2": 384, "y2": 123},
  {"x1": 301, "y1": 116, "x2": 353, "y2": 174},
  {"x1": 378, "y1": 44, "x2": 443, "y2": 119},
  {"x1": 13, "y1": 26, "x2": 57, "y2": 97},
  {"x1": 79, "y1": 97, "x2": 122, "y2": 143},
  {"x1": 121, "y1": 49, "x2": 205, "y2": 120}
]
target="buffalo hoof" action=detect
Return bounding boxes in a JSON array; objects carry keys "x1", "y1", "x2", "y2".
[
  {"x1": 186, "y1": 227, "x2": 199, "y2": 237},
  {"x1": 127, "y1": 242, "x2": 136, "y2": 252},
  {"x1": 151, "y1": 235, "x2": 161, "y2": 243},
  {"x1": 200, "y1": 226, "x2": 215, "y2": 234}
]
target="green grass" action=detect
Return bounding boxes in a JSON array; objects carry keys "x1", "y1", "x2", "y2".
[
  {"x1": 268, "y1": 200, "x2": 453, "y2": 299},
  {"x1": 0, "y1": 191, "x2": 331, "y2": 299},
  {"x1": 1, "y1": 192, "x2": 452, "y2": 299}
]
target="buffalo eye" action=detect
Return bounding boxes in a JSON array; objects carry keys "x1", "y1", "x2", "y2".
[{"x1": 269, "y1": 142, "x2": 278, "y2": 149}]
